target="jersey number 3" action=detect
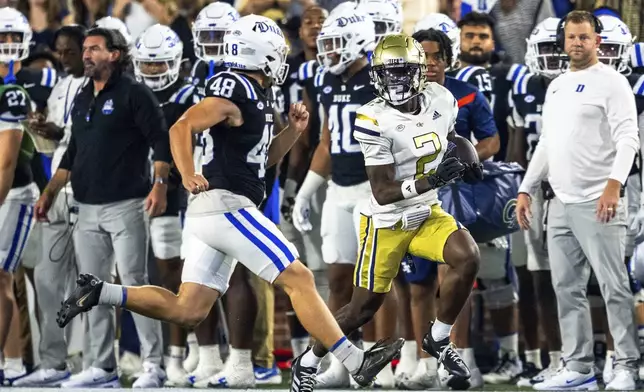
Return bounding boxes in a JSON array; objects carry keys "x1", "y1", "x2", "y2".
[{"x1": 413, "y1": 132, "x2": 441, "y2": 179}]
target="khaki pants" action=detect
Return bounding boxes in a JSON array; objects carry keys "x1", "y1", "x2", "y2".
[{"x1": 251, "y1": 274, "x2": 274, "y2": 368}]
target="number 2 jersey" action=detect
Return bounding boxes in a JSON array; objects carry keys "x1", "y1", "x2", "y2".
[
  {"x1": 200, "y1": 71, "x2": 275, "y2": 207},
  {"x1": 354, "y1": 83, "x2": 459, "y2": 228},
  {"x1": 315, "y1": 64, "x2": 376, "y2": 186}
]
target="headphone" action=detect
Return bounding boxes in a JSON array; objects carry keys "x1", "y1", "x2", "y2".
[{"x1": 555, "y1": 13, "x2": 603, "y2": 51}]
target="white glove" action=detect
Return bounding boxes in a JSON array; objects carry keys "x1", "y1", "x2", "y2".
[
  {"x1": 631, "y1": 206, "x2": 644, "y2": 245},
  {"x1": 292, "y1": 171, "x2": 325, "y2": 233}
]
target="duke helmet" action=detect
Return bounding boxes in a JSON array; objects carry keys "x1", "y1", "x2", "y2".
[
  {"x1": 223, "y1": 14, "x2": 290, "y2": 86},
  {"x1": 413, "y1": 13, "x2": 460, "y2": 70},
  {"x1": 132, "y1": 24, "x2": 183, "y2": 91},
  {"x1": 192, "y1": 2, "x2": 240, "y2": 63},
  {"x1": 370, "y1": 34, "x2": 426, "y2": 106},
  {"x1": 356, "y1": 0, "x2": 403, "y2": 46},
  {"x1": 596, "y1": 14, "x2": 633, "y2": 74},
  {"x1": 0, "y1": 7, "x2": 32, "y2": 63},
  {"x1": 316, "y1": 5, "x2": 375, "y2": 75},
  {"x1": 95, "y1": 16, "x2": 132, "y2": 47},
  {"x1": 525, "y1": 17, "x2": 567, "y2": 77}
]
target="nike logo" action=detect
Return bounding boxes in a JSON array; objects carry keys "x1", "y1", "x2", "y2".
[
  {"x1": 23, "y1": 83, "x2": 35, "y2": 88},
  {"x1": 552, "y1": 89, "x2": 558, "y2": 94},
  {"x1": 353, "y1": 85, "x2": 365, "y2": 90},
  {"x1": 76, "y1": 292, "x2": 91, "y2": 307},
  {"x1": 565, "y1": 379, "x2": 577, "y2": 384}
]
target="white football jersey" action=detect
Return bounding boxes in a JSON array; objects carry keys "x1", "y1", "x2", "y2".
[{"x1": 353, "y1": 82, "x2": 459, "y2": 228}]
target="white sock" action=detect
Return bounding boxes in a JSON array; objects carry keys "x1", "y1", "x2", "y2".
[
  {"x1": 330, "y1": 337, "x2": 364, "y2": 375},
  {"x1": 431, "y1": 319, "x2": 452, "y2": 341},
  {"x1": 398, "y1": 340, "x2": 417, "y2": 368},
  {"x1": 498, "y1": 333, "x2": 518, "y2": 355},
  {"x1": 419, "y1": 356, "x2": 438, "y2": 371},
  {"x1": 300, "y1": 348, "x2": 324, "y2": 368},
  {"x1": 606, "y1": 350, "x2": 615, "y2": 361},
  {"x1": 187, "y1": 333, "x2": 198, "y2": 346},
  {"x1": 198, "y1": 345, "x2": 222, "y2": 368},
  {"x1": 98, "y1": 282, "x2": 125, "y2": 306},
  {"x1": 549, "y1": 351, "x2": 562, "y2": 368},
  {"x1": 525, "y1": 349, "x2": 542, "y2": 369},
  {"x1": 291, "y1": 337, "x2": 310, "y2": 358},
  {"x1": 363, "y1": 341, "x2": 375, "y2": 351},
  {"x1": 168, "y1": 346, "x2": 185, "y2": 368},
  {"x1": 228, "y1": 347, "x2": 252, "y2": 367},
  {"x1": 456, "y1": 348, "x2": 477, "y2": 369},
  {"x1": 4, "y1": 357, "x2": 22, "y2": 370}
]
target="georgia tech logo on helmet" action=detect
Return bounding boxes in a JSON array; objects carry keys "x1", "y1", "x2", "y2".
[
  {"x1": 336, "y1": 14, "x2": 366, "y2": 27},
  {"x1": 253, "y1": 21, "x2": 284, "y2": 37}
]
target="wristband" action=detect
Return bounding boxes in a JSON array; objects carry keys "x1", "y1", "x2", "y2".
[
  {"x1": 401, "y1": 179, "x2": 418, "y2": 199},
  {"x1": 298, "y1": 171, "x2": 325, "y2": 200}
]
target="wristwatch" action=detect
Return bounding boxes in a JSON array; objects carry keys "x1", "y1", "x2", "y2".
[{"x1": 154, "y1": 177, "x2": 168, "y2": 185}]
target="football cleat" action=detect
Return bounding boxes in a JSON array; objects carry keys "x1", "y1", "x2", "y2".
[
  {"x1": 57, "y1": 273, "x2": 103, "y2": 328},
  {"x1": 422, "y1": 328, "x2": 470, "y2": 379},
  {"x1": 352, "y1": 338, "x2": 405, "y2": 387}
]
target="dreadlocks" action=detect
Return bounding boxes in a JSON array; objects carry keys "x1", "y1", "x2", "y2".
[{"x1": 412, "y1": 28, "x2": 453, "y2": 68}]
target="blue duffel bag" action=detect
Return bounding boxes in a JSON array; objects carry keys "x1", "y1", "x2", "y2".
[{"x1": 437, "y1": 161, "x2": 525, "y2": 243}]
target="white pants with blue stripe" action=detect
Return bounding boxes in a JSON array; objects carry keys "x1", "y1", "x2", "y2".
[
  {"x1": 181, "y1": 206, "x2": 299, "y2": 294},
  {"x1": 0, "y1": 184, "x2": 38, "y2": 273}
]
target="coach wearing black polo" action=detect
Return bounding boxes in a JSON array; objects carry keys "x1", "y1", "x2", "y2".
[{"x1": 34, "y1": 28, "x2": 166, "y2": 388}]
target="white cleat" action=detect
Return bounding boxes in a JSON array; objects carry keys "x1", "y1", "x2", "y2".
[
  {"x1": 11, "y1": 368, "x2": 70, "y2": 387},
  {"x1": 516, "y1": 363, "x2": 559, "y2": 387},
  {"x1": 254, "y1": 364, "x2": 283, "y2": 385},
  {"x1": 438, "y1": 364, "x2": 483, "y2": 390},
  {"x1": 373, "y1": 363, "x2": 395, "y2": 388},
  {"x1": 603, "y1": 353, "x2": 615, "y2": 385},
  {"x1": 482, "y1": 352, "x2": 523, "y2": 384},
  {"x1": 132, "y1": 362, "x2": 166, "y2": 388},
  {"x1": 394, "y1": 360, "x2": 417, "y2": 387},
  {"x1": 119, "y1": 350, "x2": 143, "y2": 379},
  {"x1": 605, "y1": 369, "x2": 636, "y2": 390},
  {"x1": 188, "y1": 362, "x2": 223, "y2": 388},
  {"x1": 533, "y1": 367, "x2": 598, "y2": 391},
  {"x1": 206, "y1": 363, "x2": 256, "y2": 388},
  {"x1": 60, "y1": 367, "x2": 120, "y2": 388},
  {"x1": 399, "y1": 359, "x2": 439, "y2": 390},
  {"x1": 165, "y1": 363, "x2": 191, "y2": 387}
]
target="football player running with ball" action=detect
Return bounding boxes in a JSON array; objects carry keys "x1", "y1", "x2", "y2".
[{"x1": 291, "y1": 33, "x2": 482, "y2": 386}]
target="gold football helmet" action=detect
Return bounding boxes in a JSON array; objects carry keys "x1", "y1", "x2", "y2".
[{"x1": 370, "y1": 33, "x2": 426, "y2": 106}]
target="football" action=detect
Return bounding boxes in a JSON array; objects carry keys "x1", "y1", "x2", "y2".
[{"x1": 452, "y1": 134, "x2": 479, "y2": 165}]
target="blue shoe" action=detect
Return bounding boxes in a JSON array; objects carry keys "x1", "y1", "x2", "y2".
[{"x1": 254, "y1": 363, "x2": 282, "y2": 385}]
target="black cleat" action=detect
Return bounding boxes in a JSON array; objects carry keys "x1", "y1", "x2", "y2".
[
  {"x1": 353, "y1": 338, "x2": 405, "y2": 387},
  {"x1": 57, "y1": 273, "x2": 103, "y2": 328},
  {"x1": 290, "y1": 347, "x2": 318, "y2": 392},
  {"x1": 422, "y1": 327, "x2": 470, "y2": 379}
]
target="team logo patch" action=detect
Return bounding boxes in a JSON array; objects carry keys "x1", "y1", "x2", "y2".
[
  {"x1": 323, "y1": 86, "x2": 332, "y2": 94},
  {"x1": 524, "y1": 95, "x2": 535, "y2": 103},
  {"x1": 102, "y1": 99, "x2": 114, "y2": 115},
  {"x1": 257, "y1": 101, "x2": 264, "y2": 110},
  {"x1": 395, "y1": 124, "x2": 405, "y2": 132},
  {"x1": 502, "y1": 198, "x2": 519, "y2": 229}
]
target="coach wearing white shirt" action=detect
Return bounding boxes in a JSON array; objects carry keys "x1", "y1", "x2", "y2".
[{"x1": 516, "y1": 10, "x2": 639, "y2": 391}]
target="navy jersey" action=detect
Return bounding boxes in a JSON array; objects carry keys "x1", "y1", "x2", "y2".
[
  {"x1": 190, "y1": 59, "x2": 227, "y2": 97},
  {"x1": 511, "y1": 72, "x2": 549, "y2": 162},
  {"x1": 443, "y1": 76, "x2": 497, "y2": 142},
  {"x1": 627, "y1": 73, "x2": 644, "y2": 115},
  {"x1": 283, "y1": 53, "x2": 306, "y2": 109},
  {"x1": 0, "y1": 85, "x2": 33, "y2": 189},
  {"x1": 300, "y1": 59, "x2": 322, "y2": 149},
  {"x1": 202, "y1": 71, "x2": 275, "y2": 206},
  {"x1": 155, "y1": 81, "x2": 200, "y2": 216},
  {"x1": 14, "y1": 67, "x2": 57, "y2": 112},
  {"x1": 490, "y1": 63, "x2": 528, "y2": 161},
  {"x1": 315, "y1": 65, "x2": 375, "y2": 186},
  {"x1": 447, "y1": 65, "x2": 493, "y2": 103}
]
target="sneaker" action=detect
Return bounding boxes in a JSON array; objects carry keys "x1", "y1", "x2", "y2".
[
  {"x1": 60, "y1": 367, "x2": 120, "y2": 388},
  {"x1": 12, "y1": 368, "x2": 71, "y2": 387},
  {"x1": 206, "y1": 364, "x2": 255, "y2": 388},
  {"x1": 399, "y1": 359, "x2": 439, "y2": 390},
  {"x1": 57, "y1": 274, "x2": 103, "y2": 328},
  {"x1": 132, "y1": 362, "x2": 166, "y2": 388},
  {"x1": 438, "y1": 364, "x2": 483, "y2": 390},
  {"x1": 533, "y1": 367, "x2": 598, "y2": 391},
  {"x1": 352, "y1": 338, "x2": 405, "y2": 387},
  {"x1": 2, "y1": 364, "x2": 27, "y2": 386},
  {"x1": 422, "y1": 329, "x2": 470, "y2": 379},
  {"x1": 290, "y1": 347, "x2": 318, "y2": 392},
  {"x1": 515, "y1": 362, "x2": 541, "y2": 387},
  {"x1": 188, "y1": 361, "x2": 223, "y2": 388},
  {"x1": 517, "y1": 363, "x2": 559, "y2": 387},
  {"x1": 482, "y1": 352, "x2": 523, "y2": 384},
  {"x1": 165, "y1": 363, "x2": 191, "y2": 387},
  {"x1": 605, "y1": 369, "x2": 636, "y2": 390},
  {"x1": 254, "y1": 363, "x2": 282, "y2": 385}
]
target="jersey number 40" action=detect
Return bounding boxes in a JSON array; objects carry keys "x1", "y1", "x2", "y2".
[{"x1": 329, "y1": 103, "x2": 362, "y2": 154}]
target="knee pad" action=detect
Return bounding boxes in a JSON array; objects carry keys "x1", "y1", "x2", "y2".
[{"x1": 476, "y1": 278, "x2": 518, "y2": 309}]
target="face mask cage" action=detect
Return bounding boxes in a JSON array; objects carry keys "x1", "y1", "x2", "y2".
[
  {"x1": 527, "y1": 40, "x2": 568, "y2": 77},
  {"x1": 372, "y1": 62, "x2": 425, "y2": 106},
  {"x1": 598, "y1": 42, "x2": 630, "y2": 73},
  {"x1": 194, "y1": 28, "x2": 227, "y2": 61},
  {"x1": 317, "y1": 34, "x2": 354, "y2": 74},
  {"x1": 133, "y1": 58, "x2": 180, "y2": 91},
  {"x1": 0, "y1": 31, "x2": 27, "y2": 62}
]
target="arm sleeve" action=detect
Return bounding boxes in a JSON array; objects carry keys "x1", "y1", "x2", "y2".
[
  {"x1": 352, "y1": 109, "x2": 394, "y2": 166},
  {"x1": 131, "y1": 84, "x2": 171, "y2": 163},
  {"x1": 470, "y1": 91, "x2": 498, "y2": 140},
  {"x1": 607, "y1": 74, "x2": 640, "y2": 184}
]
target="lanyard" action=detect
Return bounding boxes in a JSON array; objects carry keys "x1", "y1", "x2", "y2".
[{"x1": 63, "y1": 77, "x2": 84, "y2": 125}]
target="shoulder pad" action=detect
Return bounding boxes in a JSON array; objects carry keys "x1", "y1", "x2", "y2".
[
  {"x1": 170, "y1": 84, "x2": 197, "y2": 105},
  {"x1": 631, "y1": 74, "x2": 644, "y2": 97},
  {"x1": 40, "y1": 67, "x2": 58, "y2": 88},
  {"x1": 298, "y1": 60, "x2": 317, "y2": 82},
  {"x1": 506, "y1": 64, "x2": 528, "y2": 82},
  {"x1": 313, "y1": 66, "x2": 326, "y2": 88},
  {"x1": 512, "y1": 72, "x2": 533, "y2": 96},
  {"x1": 454, "y1": 65, "x2": 487, "y2": 82},
  {"x1": 0, "y1": 85, "x2": 30, "y2": 123},
  {"x1": 205, "y1": 71, "x2": 259, "y2": 102}
]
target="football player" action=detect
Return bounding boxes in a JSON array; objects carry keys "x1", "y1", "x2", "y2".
[
  {"x1": 291, "y1": 32, "x2": 482, "y2": 390},
  {"x1": 0, "y1": 80, "x2": 35, "y2": 386},
  {"x1": 291, "y1": 4, "x2": 382, "y2": 387},
  {"x1": 357, "y1": 0, "x2": 403, "y2": 47},
  {"x1": 57, "y1": 15, "x2": 403, "y2": 392},
  {"x1": 131, "y1": 24, "x2": 201, "y2": 387},
  {"x1": 95, "y1": 16, "x2": 133, "y2": 48},
  {"x1": 506, "y1": 17, "x2": 567, "y2": 388}
]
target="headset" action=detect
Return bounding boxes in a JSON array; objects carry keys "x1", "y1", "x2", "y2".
[{"x1": 555, "y1": 12, "x2": 604, "y2": 51}]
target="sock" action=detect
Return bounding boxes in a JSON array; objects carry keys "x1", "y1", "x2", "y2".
[
  {"x1": 606, "y1": 350, "x2": 615, "y2": 362},
  {"x1": 329, "y1": 336, "x2": 364, "y2": 375},
  {"x1": 397, "y1": 340, "x2": 417, "y2": 370},
  {"x1": 525, "y1": 349, "x2": 542, "y2": 369},
  {"x1": 431, "y1": 319, "x2": 453, "y2": 341},
  {"x1": 549, "y1": 351, "x2": 562, "y2": 368},
  {"x1": 363, "y1": 341, "x2": 375, "y2": 351},
  {"x1": 168, "y1": 346, "x2": 185, "y2": 368},
  {"x1": 456, "y1": 348, "x2": 477, "y2": 369},
  {"x1": 291, "y1": 337, "x2": 310, "y2": 358},
  {"x1": 228, "y1": 347, "x2": 252, "y2": 367},
  {"x1": 98, "y1": 282, "x2": 126, "y2": 306},
  {"x1": 419, "y1": 356, "x2": 438, "y2": 371},
  {"x1": 300, "y1": 348, "x2": 325, "y2": 368},
  {"x1": 4, "y1": 357, "x2": 23, "y2": 371},
  {"x1": 198, "y1": 345, "x2": 222, "y2": 368},
  {"x1": 498, "y1": 333, "x2": 518, "y2": 356}
]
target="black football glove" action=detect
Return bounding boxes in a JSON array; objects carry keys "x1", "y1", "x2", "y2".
[
  {"x1": 281, "y1": 196, "x2": 296, "y2": 224},
  {"x1": 426, "y1": 157, "x2": 466, "y2": 189},
  {"x1": 462, "y1": 162, "x2": 484, "y2": 184}
]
